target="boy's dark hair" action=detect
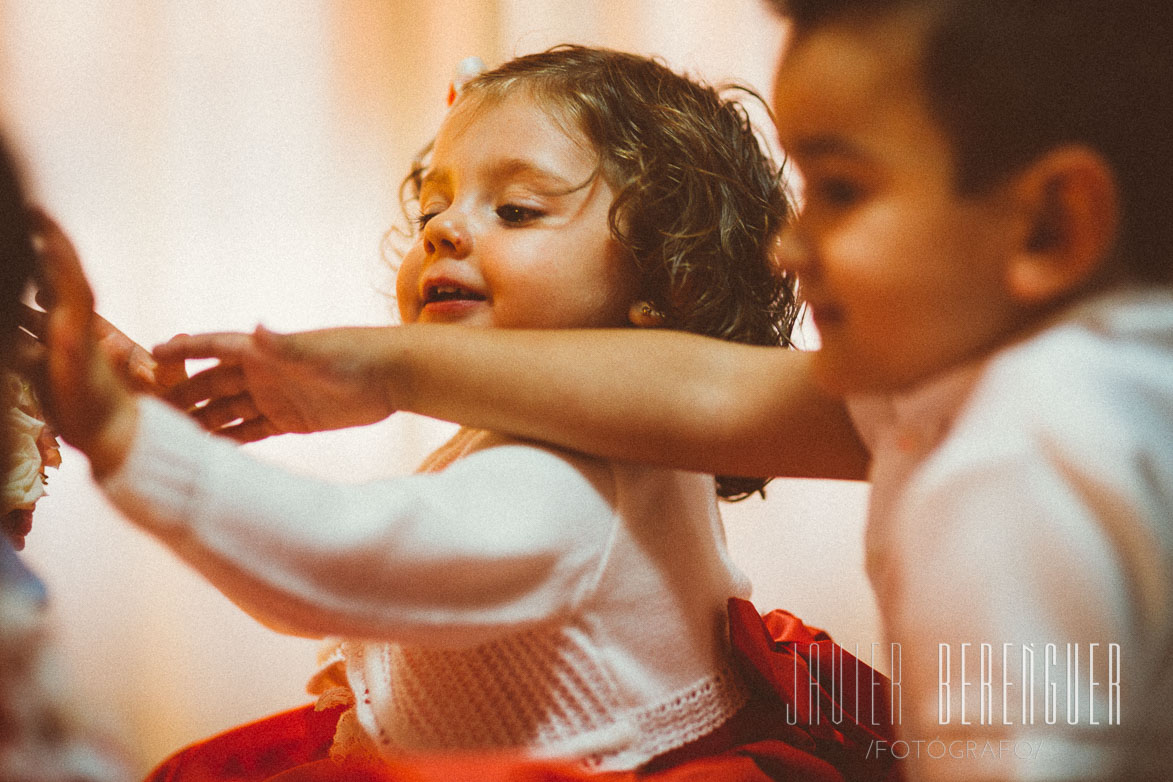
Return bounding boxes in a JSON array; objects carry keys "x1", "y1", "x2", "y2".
[
  {"x1": 769, "y1": 0, "x2": 1173, "y2": 285},
  {"x1": 406, "y1": 45, "x2": 800, "y2": 500}
]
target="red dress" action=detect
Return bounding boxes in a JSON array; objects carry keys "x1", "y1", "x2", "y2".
[{"x1": 144, "y1": 599, "x2": 901, "y2": 782}]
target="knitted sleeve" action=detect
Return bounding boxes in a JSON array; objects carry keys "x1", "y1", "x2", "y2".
[{"x1": 100, "y1": 398, "x2": 618, "y2": 648}]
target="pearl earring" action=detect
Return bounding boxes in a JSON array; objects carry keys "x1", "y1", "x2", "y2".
[{"x1": 628, "y1": 301, "x2": 666, "y2": 327}]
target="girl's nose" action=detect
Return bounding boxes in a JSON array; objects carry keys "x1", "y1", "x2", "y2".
[{"x1": 422, "y1": 208, "x2": 472, "y2": 258}]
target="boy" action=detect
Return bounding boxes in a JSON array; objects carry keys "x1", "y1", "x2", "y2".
[{"x1": 54, "y1": 1, "x2": 1173, "y2": 779}]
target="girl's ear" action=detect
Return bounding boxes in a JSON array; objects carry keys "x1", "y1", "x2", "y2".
[
  {"x1": 1005, "y1": 145, "x2": 1120, "y2": 304},
  {"x1": 627, "y1": 301, "x2": 667, "y2": 328}
]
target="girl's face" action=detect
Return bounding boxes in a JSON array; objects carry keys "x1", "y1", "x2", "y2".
[{"x1": 396, "y1": 90, "x2": 637, "y2": 330}]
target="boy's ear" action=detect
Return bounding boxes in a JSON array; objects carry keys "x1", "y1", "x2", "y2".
[{"x1": 1005, "y1": 145, "x2": 1120, "y2": 304}]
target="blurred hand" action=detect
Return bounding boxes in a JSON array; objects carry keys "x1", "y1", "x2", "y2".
[
  {"x1": 156, "y1": 325, "x2": 399, "y2": 443},
  {"x1": 20, "y1": 293, "x2": 187, "y2": 396},
  {"x1": 29, "y1": 209, "x2": 140, "y2": 477}
]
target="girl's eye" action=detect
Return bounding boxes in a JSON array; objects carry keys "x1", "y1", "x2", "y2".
[
  {"x1": 415, "y1": 212, "x2": 439, "y2": 231},
  {"x1": 496, "y1": 204, "x2": 542, "y2": 224}
]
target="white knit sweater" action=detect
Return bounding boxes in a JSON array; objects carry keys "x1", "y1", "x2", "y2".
[{"x1": 101, "y1": 402, "x2": 752, "y2": 769}]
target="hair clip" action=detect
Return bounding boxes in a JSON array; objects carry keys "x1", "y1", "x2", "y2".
[{"x1": 447, "y1": 57, "x2": 487, "y2": 106}]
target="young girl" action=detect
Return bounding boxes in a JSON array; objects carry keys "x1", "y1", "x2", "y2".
[{"x1": 36, "y1": 47, "x2": 893, "y2": 780}]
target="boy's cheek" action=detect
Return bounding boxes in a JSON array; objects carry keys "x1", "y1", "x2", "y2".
[{"x1": 806, "y1": 329, "x2": 878, "y2": 394}]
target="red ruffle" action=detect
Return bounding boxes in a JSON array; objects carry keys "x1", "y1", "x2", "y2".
[
  {"x1": 144, "y1": 599, "x2": 900, "y2": 782},
  {"x1": 722, "y1": 598, "x2": 902, "y2": 782},
  {"x1": 143, "y1": 703, "x2": 344, "y2": 782}
]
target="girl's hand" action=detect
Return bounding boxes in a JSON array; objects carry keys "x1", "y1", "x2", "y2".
[
  {"x1": 30, "y1": 210, "x2": 140, "y2": 478},
  {"x1": 156, "y1": 326, "x2": 399, "y2": 443},
  {"x1": 19, "y1": 297, "x2": 187, "y2": 396}
]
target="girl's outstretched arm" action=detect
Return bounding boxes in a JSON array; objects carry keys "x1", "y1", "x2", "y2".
[{"x1": 160, "y1": 325, "x2": 869, "y2": 481}]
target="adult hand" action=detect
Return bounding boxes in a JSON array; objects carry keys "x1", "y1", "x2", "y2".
[
  {"x1": 30, "y1": 209, "x2": 140, "y2": 478},
  {"x1": 19, "y1": 294, "x2": 187, "y2": 396},
  {"x1": 156, "y1": 325, "x2": 400, "y2": 442}
]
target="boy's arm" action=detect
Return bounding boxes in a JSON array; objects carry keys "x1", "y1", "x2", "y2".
[
  {"x1": 160, "y1": 326, "x2": 870, "y2": 481},
  {"x1": 390, "y1": 327, "x2": 869, "y2": 480}
]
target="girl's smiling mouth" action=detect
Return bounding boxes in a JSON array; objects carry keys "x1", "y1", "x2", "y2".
[
  {"x1": 419, "y1": 279, "x2": 489, "y2": 320},
  {"x1": 424, "y1": 284, "x2": 488, "y2": 304}
]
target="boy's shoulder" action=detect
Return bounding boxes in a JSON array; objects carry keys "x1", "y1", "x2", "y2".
[
  {"x1": 889, "y1": 287, "x2": 1173, "y2": 574},
  {"x1": 941, "y1": 286, "x2": 1173, "y2": 476},
  {"x1": 977, "y1": 287, "x2": 1172, "y2": 417}
]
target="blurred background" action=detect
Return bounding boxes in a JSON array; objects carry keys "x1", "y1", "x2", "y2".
[{"x1": 0, "y1": 0, "x2": 874, "y2": 774}]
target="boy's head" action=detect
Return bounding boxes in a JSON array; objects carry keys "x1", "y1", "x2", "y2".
[
  {"x1": 400, "y1": 45, "x2": 796, "y2": 498},
  {"x1": 773, "y1": 0, "x2": 1173, "y2": 285},
  {"x1": 767, "y1": 0, "x2": 1172, "y2": 392}
]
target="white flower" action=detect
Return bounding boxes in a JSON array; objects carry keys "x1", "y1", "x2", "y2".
[
  {"x1": 3, "y1": 372, "x2": 59, "y2": 516},
  {"x1": 3, "y1": 421, "x2": 46, "y2": 512},
  {"x1": 5, "y1": 370, "x2": 35, "y2": 411}
]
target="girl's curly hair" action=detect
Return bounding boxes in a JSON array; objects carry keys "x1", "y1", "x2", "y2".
[{"x1": 405, "y1": 45, "x2": 800, "y2": 500}]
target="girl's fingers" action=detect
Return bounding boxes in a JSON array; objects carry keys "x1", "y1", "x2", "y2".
[
  {"x1": 216, "y1": 416, "x2": 278, "y2": 444},
  {"x1": 191, "y1": 392, "x2": 260, "y2": 432},
  {"x1": 165, "y1": 362, "x2": 247, "y2": 411},
  {"x1": 154, "y1": 332, "x2": 250, "y2": 364}
]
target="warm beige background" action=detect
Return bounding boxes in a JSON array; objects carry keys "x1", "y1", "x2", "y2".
[{"x1": 0, "y1": 0, "x2": 875, "y2": 773}]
